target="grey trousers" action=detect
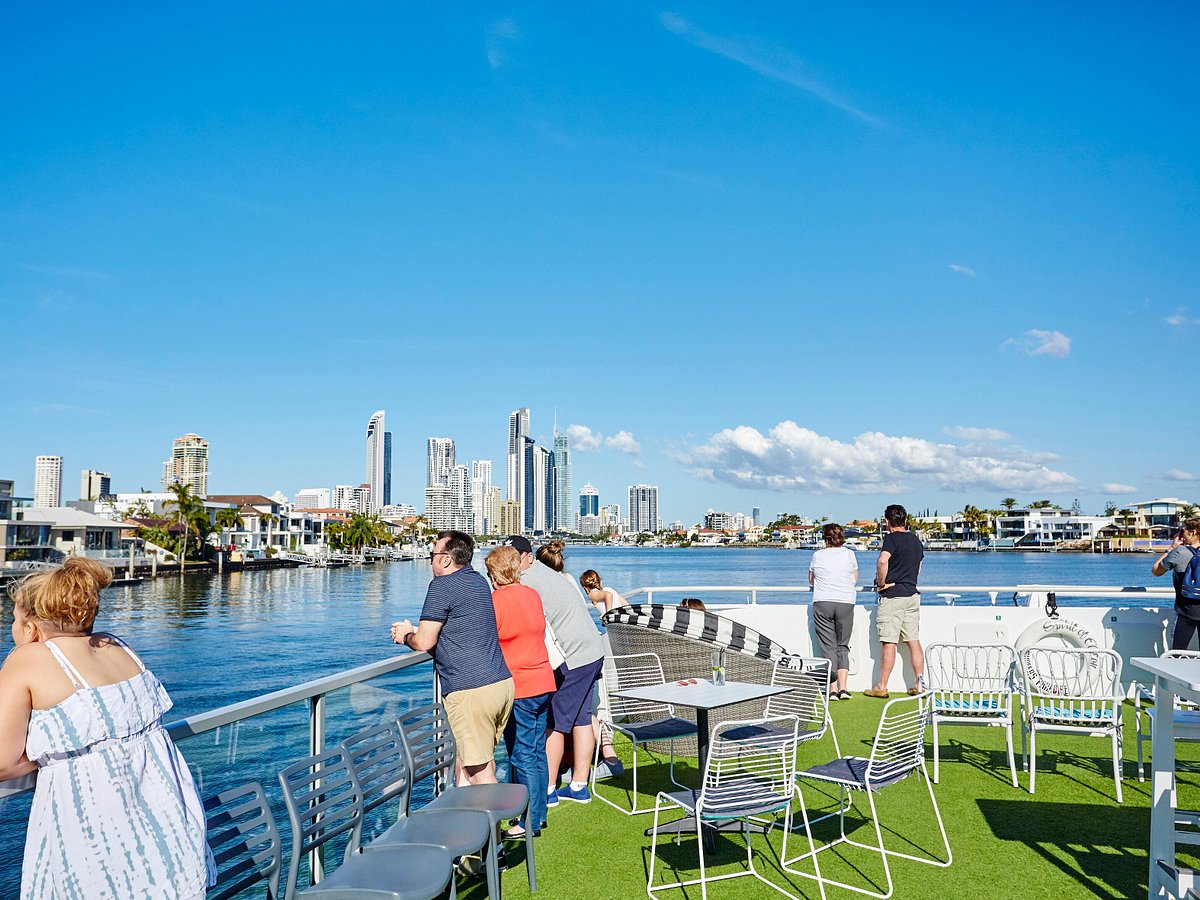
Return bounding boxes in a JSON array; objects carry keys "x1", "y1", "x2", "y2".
[{"x1": 812, "y1": 600, "x2": 855, "y2": 673}]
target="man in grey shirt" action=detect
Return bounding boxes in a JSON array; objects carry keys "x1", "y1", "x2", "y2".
[
  {"x1": 507, "y1": 536, "x2": 605, "y2": 805},
  {"x1": 1153, "y1": 517, "x2": 1200, "y2": 650}
]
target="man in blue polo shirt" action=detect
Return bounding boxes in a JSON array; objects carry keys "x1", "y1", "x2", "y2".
[{"x1": 392, "y1": 530, "x2": 514, "y2": 785}]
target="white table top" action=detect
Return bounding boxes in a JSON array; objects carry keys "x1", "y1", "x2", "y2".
[
  {"x1": 1132, "y1": 657, "x2": 1200, "y2": 694},
  {"x1": 612, "y1": 679, "x2": 789, "y2": 711}
]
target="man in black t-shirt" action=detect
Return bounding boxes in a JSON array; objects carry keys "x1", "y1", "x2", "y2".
[{"x1": 864, "y1": 504, "x2": 926, "y2": 698}]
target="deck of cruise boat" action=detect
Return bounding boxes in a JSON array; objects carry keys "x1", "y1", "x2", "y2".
[{"x1": 479, "y1": 691, "x2": 1200, "y2": 900}]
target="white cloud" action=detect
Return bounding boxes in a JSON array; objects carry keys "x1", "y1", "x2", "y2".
[
  {"x1": 605, "y1": 431, "x2": 642, "y2": 454},
  {"x1": 486, "y1": 19, "x2": 518, "y2": 69},
  {"x1": 948, "y1": 263, "x2": 976, "y2": 277},
  {"x1": 1002, "y1": 329, "x2": 1072, "y2": 358},
  {"x1": 683, "y1": 421, "x2": 1079, "y2": 495},
  {"x1": 1165, "y1": 307, "x2": 1200, "y2": 327},
  {"x1": 1159, "y1": 468, "x2": 1199, "y2": 482},
  {"x1": 943, "y1": 426, "x2": 1011, "y2": 442},
  {"x1": 658, "y1": 13, "x2": 877, "y2": 125},
  {"x1": 1101, "y1": 483, "x2": 1137, "y2": 494},
  {"x1": 566, "y1": 424, "x2": 602, "y2": 452}
]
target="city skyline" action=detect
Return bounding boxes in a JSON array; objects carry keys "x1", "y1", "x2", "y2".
[{"x1": 4, "y1": 7, "x2": 1198, "y2": 522}]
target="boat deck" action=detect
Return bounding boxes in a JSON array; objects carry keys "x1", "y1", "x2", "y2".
[{"x1": 479, "y1": 694, "x2": 1200, "y2": 900}]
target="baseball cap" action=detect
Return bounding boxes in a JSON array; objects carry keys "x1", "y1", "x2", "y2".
[{"x1": 505, "y1": 535, "x2": 533, "y2": 554}]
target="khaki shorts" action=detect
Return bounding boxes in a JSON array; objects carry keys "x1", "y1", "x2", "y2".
[
  {"x1": 877, "y1": 595, "x2": 921, "y2": 643},
  {"x1": 444, "y1": 678, "x2": 515, "y2": 767}
]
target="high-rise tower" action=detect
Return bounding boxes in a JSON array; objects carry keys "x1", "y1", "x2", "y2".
[
  {"x1": 427, "y1": 438, "x2": 455, "y2": 487},
  {"x1": 162, "y1": 435, "x2": 208, "y2": 496},
  {"x1": 34, "y1": 455, "x2": 62, "y2": 507},
  {"x1": 365, "y1": 411, "x2": 386, "y2": 514},
  {"x1": 552, "y1": 430, "x2": 573, "y2": 532},
  {"x1": 507, "y1": 408, "x2": 529, "y2": 527},
  {"x1": 628, "y1": 484, "x2": 660, "y2": 534},
  {"x1": 579, "y1": 483, "x2": 599, "y2": 518}
]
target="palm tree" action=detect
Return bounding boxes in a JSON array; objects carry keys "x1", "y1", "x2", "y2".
[
  {"x1": 215, "y1": 508, "x2": 244, "y2": 550},
  {"x1": 165, "y1": 482, "x2": 209, "y2": 563},
  {"x1": 257, "y1": 512, "x2": 278, "y2": 552},
  {"x1": 345, "y1": 514, "x2": 376, "y2": 552},
  {"x1": 1001, "y1": 497, "x2": 1018, "y2": 511}
]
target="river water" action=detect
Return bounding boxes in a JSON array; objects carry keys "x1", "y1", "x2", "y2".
[{"x1": 0, "y1": 547, "x2": 1167, "y2": 895}]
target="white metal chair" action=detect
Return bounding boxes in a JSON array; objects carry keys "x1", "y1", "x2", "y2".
[
  {"x1": 1135, "y1": 649, "x2": 1200, "y2": 781},
  {"x1": 925, "y1": 642, "x2": 1018, "y2": 786},
  {"x1": 720, "y1": 657, "x2": 841, "y2": 761},
  {"x1": 1018, "y1": 646, "x2": 1124, "y2": 802},
  {"x1": 784, "y1": 693, "x2": 952, "y2": 900},
  {"x1": 647, "y1": 715, "x2": 814, "y2": 900},
  {"x1": 592, "y1": 652, "x2": 698, "y2": 816}
]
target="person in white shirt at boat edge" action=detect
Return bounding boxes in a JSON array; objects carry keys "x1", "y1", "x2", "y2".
[
  {"x1": 1152, "y1": 517, "x2": 1200, "y2": 651},
  {"x1": 809, "y1": 522, "x2": 858, "y2": 701}
]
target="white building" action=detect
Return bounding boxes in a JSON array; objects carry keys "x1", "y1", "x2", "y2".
[
  {"x1": 295, "y1": 487, "x2": 331, "y2": 509},
  {"x1": 332, "y1": 485, "x2": 368, "y2": 514},
  {"x1": 507, "y1": 408, "x2": 529, "y2": 525},
  {"x1": 532, "y1": 445, "x2": 550, "y2": 533},
  {"x1": 552, "y1": 431, "x2": 574, "y2": 532},
  {"x1": 424, "y1": 484, "x2": 454, "y2": 531},
  {"x1": 34, "y1": 455, "x2": 62, "y2": 507},
  {"x1": 628, "y1": 484, "x2": 659, "y2": 534},
  {"x1": 381, "y1": 503, "x2": 417, "y2": 517},
  {"x1": 162, "y1": 434, "x2": 209, "y2": 496},
  {"x1": 471, "y1": 460, "x2": 493, "y2": 534},
  {"x1": 80, "y1": 469, "x2": 112, "y2": 502},
  {"x1": 484, "y1": 486, "x2": 502, "y2": 536},
  {"x1": 601, "y1": 504, "x2": 622, "y2": 535},
  {"x1": 365, "y1": 411, "x2": 386, "y2": 514},
  {"x1": 427, "y1": 438, "x2": 455, "y2": 487}
]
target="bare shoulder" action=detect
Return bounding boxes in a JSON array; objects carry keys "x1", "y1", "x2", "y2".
[{"x1": 0, "y1": 643, "x2": 51, "y2": 680}]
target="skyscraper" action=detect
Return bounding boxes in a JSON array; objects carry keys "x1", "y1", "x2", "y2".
[
  {"x1": 448, "y1": 464, "x2": 473, "y2": 532},
  {"x1": 365, "y1": 411, "x2": 386, "y2": 514},
  {"x1": 507, "y1": 408, "x2": 529, "y2": 523},
  {"x1": 471, "y1": 460, "x2": 492, "y2": 534},
  {"x1": 34, "y1": 455, "x2": 62, "y2": 507},
  {"x1": 579, "y1": 483, "x2": 599, "y2": 518},
  {"x1": 628, "y1": 484, "x2": 660, "y2": 534},
  {"x1": 427, "y1": 438, "x2": 455, "y2": 487},
  {"x1": 162, "y1": 434, "x2": 208, "y2": 496},
  {"x1": 383, "y1": 431, "x2": 392, "y2": 507},
  {"x1": 523, "y1": 436, "x2": 536, "y2": 532},
  {"x1": 551, "y1": 431, "x2": 574, "y2": 532},
  {"x1": 80, "y1": 469, "x2": 112, "y2": 502},
  {"x1": 531, "y1": 445, "x2": 550, "y2": 533}
]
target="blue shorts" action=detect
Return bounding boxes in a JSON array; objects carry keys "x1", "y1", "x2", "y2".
[{"x1": 550, "y1": 657, "x2": 604, "y2": 733}]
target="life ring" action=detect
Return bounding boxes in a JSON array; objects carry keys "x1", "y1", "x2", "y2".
[{"x1": 1014, "y1": 617, "x2": 1101, "y2": 694}]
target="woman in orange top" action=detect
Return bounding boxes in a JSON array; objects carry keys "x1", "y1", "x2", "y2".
[{"x1": 486, "y1": 546, "x2": 555, "y2": 838}]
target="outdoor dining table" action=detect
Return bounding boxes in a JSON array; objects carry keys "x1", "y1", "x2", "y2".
[
  {"x1": 1133, "y1": 655, "x2": 1200, "y2": 899},
  {"x1": 611, "y1": 678, "x2": 791, "y2": 851}
]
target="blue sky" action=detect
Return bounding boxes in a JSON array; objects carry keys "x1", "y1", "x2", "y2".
[{"x1": 3, "y1": 3, "x2": 1198, "y2": 524}]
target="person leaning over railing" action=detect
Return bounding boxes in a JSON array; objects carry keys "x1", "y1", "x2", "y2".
[{"x1": 0, "y1": 558, "x2": 213, "y2": 898}]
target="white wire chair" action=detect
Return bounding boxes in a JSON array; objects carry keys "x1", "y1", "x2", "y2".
[
  {"x1": 592, "y1": 652, "x2": 699, "y2": 816},
  {"x1": 719, "y1": 657, "x2": 840, "y2": 759},
  {"x1": 925, "y1": 642, "x2": 1018, "y2": 787},
  {"x1": 647, "y1": 715, "x2": 814, "y2": 900},
  {"x1": 1134, "y1": 649, "x2": 1200, "y2": 781},
  {"x1": 784, "y1": 693, "x2": 952, "y2": 900},
  {"x1": 1018, "y1": 646, "x2": 1124, "y2": 802}
]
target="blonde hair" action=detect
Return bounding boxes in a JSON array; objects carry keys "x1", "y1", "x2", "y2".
[
  {"x1": 485, "y1": 546, "x2": 521, "y2": 586},
  {"x1": 13, "y1": 557, "x2": 111, "y2": 634},
  {"x1": 536, "y1": 539, "x2": 565, "y2": 573},
  {"x1": 579, "y1": 569, "x2": 602, "y2": 591}
]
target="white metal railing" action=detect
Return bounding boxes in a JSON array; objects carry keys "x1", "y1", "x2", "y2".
[{"x1": 623, "y1": 584, "x2": 1175, "y2": 608}]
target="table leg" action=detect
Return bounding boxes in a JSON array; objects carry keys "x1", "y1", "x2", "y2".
[{"x1": 1149, "y1": 674, "x2": 1178, "y2": 898}]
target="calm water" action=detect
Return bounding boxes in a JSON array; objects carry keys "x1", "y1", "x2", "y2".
[{"x1": 0, "y1": 547, "x2": 1165, "y2": 896}]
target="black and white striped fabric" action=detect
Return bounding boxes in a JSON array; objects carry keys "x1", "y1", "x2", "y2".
[{"x1": 602, "y1": 603, "x2": 791, "y2": 663}]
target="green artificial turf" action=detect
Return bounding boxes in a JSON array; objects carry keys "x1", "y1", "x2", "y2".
[{"x1": 458, "y1": 695, "x2": 1200, "y2": 900}]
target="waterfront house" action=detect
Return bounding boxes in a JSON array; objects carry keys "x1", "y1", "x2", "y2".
[{"x1": 14, "y1": 506, "x2": 126, "y2": 558}]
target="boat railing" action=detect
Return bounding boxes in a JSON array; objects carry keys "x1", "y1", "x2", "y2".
[{"x1": 624, "y1": 584, "x2": 1175, "y2": 607}]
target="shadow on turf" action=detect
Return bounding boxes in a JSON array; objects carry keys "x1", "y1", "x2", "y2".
[{"x1": 977, "y1": 799, "x2": 1148, "y2": 898}]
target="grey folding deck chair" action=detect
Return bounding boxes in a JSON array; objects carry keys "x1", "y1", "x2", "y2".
[
  {"x1": 1019, "y1": 646, "x2": 1124, "y2": 802},
  {"x1": 647, "y1": 714, "x2": 813, "y2": 900},
  {"x1": 278, "y1": 746, "x2": 456, "y2": 900},
  {"x1": 784, "y1": 693, "x2": 952, "y2": 900},
  {"x1": 342, "y1": 723, "x2": 497, "y2": 898},
  {"x1": 925, "y1": 642, "x2": 1018, "y2": 787},
  {"x1": 396, "y1": 702, "x2": 536, "y2": 894},
  {"x1": 204, "y1": 781, "x2": 283, "y2": 900},
  {"x1": 1135, "y1": 649, "x2": 1200, "y2": 781},
  {"x1": 592, "y1": 652, "x2": 699, "y2": 816},
  {"x1": 720, "y1": 656, "x2": 840, "y2": 759}
]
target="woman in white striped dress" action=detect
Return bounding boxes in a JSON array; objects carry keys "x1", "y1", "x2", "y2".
[{"x1": 0, "y1": 558, "x2": 211, "y2": 898}]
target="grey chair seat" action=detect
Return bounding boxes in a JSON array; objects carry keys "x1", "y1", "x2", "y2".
[
  {"x1": 660, "y1": 787, "x2": 792, "y2": 821},
  {"x1": 720, "y1": 722, "x2": 822, "y2": 744},
  {"x1": 425, "y1": 783, "x2": 529, "y2": 821},
  {"x1": 614, "y1": 716, "x2": 697, "y2": 742},
  {"x1": 300, "y1": 842, "x2": 452, "y2": 899},
  {"x1": 799, "y1": 757, "x2": 911, "y2": 792},
  {"x1": 370, "y1": 808, "x2": 492, "y2": 858}
]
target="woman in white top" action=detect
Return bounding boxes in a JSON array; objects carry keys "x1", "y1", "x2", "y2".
[{"x1": 809, "y1": 523, "x2": 858, "y2": 700}]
